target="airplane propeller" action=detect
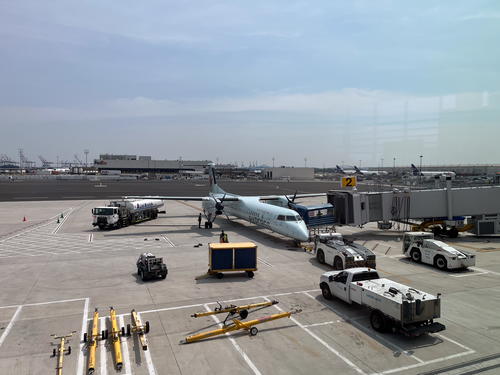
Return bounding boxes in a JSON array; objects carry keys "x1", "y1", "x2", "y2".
[{"x1": 285, "y1": 191, "x2": 298, "y2": 208}]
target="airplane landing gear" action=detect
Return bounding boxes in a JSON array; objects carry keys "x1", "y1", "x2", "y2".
[{"x1": 204, "y1": 221, "x2": 213, "y2": 229}]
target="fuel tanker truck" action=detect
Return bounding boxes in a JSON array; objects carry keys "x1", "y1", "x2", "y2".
[{"x1": 92, "y1": 199, "x2": 164, "y2": 229}]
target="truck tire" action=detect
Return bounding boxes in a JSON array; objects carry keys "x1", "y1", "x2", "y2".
[
  {"x1": 246, "y1": 271, "x2": 254, "y2": 278},
  {"x1": 145, "y1": 321, "x2": 150, "y2": 334},
  {"x1": 216, "y1": 272, "x2": 224, "y2": 279},
  {"x1": 410, "y1": 248, "x2": 422, "y2": 263},
  {"x1": 448, "y1": 227, "x2": 459, "y2": 238},
  {"x1": 161, "y1": 271, "x2": 167, "y2": 279},
  {"x1": 334, "y1": 256, "x2": 344, "y2": 270},
  {"x1": 317, "y1": 250, "x2": 325, "y2": 264},
  {"x1": 98, "y1": 224, "x2": 105, "y2": 230},
  {"x1": 83, "y1": 332, "x2": 87, "y2": 343},
  {"x1": 140, "y1": 270, "x2": 147, "y2": 281},
  {"x1": 435, "y1": 255, "x2": 447, "y2": 270},
  {"x1": 370, "y1": 310, "x2": 387, "y2": 332},
  {"x1": 320, "y1": 283, "x2": 333, "y2": 300}
]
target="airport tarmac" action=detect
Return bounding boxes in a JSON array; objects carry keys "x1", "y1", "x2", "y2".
[
  {"x1": 1, "y1": 198, "x2": 500, "y2": 375},
  {"x1": 0, "y1": 178, "x2": 396, "y2": 202}
]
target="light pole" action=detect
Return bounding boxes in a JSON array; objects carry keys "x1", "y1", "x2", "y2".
[
  {"x1": 272, "y1": 157, "x2": 275, "y2": 168},
  {"x1": 393, "y1": 157, "x2": 396, "y2": 176}
]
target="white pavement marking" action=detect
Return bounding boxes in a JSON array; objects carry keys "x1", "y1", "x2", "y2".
[
  {"x1": 88, "y1": 233, "x2": 93, "y2": 243},
  {"x1": 162, "y1": 235, "x2": 175, "y2": 247},
  {"x1": 302, "y1": 292, "x2": 423, "y2": 363},
  {"x1": 469, "y1": 266, "x2": 500, "y2": 276},
  {"x1": 435, "y1": 333, "x2": 474, "y2": 352},
  {"x1": 76, "y1": 298, "x2": 90, "y2": 375},
  {"x1": 373, "y1": 350, "x2": 475, "y2": 375},
  {"x1": 257, "y1": 257, "x2": 273, "y2": 267},
  {"x1": 52, "y1": 208, "x2": 74, "y2": 234},
  {"x1": 0, "y1": 297, "x2": 86, "y2": 310},
  {"x1": 264, "y1": 297, "x2": 366, "y2": 375},
  {"x1": 450, "y1": 271, "x2": 489, "y2": 278},
  {"x1": 100, "y1": 317, "x2": 108, "y2": 375},
  {"x1": 302, "y1": 320, "x2": 340, "y2": 328},
  {"x1": 118, "y1": 315, "x2": 133, "y2": 375},
  {"x1": 204, "y1": 304, "x2": 262, "y2": 375},
  {"x1": 0, "y1": 305, "x2": 22, "y2": 348},
  {"x1": 138, "y1": 312, "x2": 157, "y2": 375}
]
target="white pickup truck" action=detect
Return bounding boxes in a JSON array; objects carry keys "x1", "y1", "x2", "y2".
[
  {"x1": 314, "y1": 233, "x2": 376, "y2": 270},
  {"x1": 403, "y1": 232, "x2": 475, "y2": 270},
  {"x1": 319, "y1": 268, "x2": 445, "y2": 336}
]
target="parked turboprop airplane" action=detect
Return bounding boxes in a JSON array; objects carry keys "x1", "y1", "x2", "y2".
[
  {"x1": 335, "y1": 165, "x2": 356, "y2": 174},
  {"x1": 410, "y1": 164, "x2": 456, "y2": 179},
  {"x1": 126, "y1": 164, "x2": 324, "y2": 242}
]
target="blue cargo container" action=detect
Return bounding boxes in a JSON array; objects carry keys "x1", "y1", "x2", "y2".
[{"x1": 208, "y1": 242, "x2": 257, "y2": 279}]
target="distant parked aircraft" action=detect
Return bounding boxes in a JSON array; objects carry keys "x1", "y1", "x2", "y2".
[{"x1": 410, "y1": 164, "x2": 456, "y2": 179}]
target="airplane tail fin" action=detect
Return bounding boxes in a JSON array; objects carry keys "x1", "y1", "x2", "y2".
[
  {"x1": 411, "y1": 164, "x2": 420, "y2": 176},
  {"x1": 335, "y1": 165, "x2": 344, "y2": 173},
  {"x1": 208, "y1": 163, "x2": 226, "y2": 194},
  {"x1": 354, "y1": 166, "x2": 362, "y2": 173}
]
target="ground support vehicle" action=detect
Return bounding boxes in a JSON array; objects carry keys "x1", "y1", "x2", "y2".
[
  {"x1": 403, "y1": 232, "x2": 475, "y2": 270},
  {"x1": 208, "y1": 242, "x2": 257, "y2": 279},
  {"x1": 137, "y1": 253, "x2": 168, "y2": 281},
  {"x1": 315, "y1": 233, "x2": 376, "y2": 270},
  {"x1": 92, "y1": 199, "x2": 164, "y2": 229},
  {"x1": 319, "y1": 268, "x2": 445, "y2": 336}
]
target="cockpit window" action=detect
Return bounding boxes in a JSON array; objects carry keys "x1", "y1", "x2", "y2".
[
  {"x1": 295, "y1": 215, "x2": 302, "y2": 221},
  {"x1": 286, "y1": 216, "x2": 296, "y2": 221},
  {"x1": 277, "y1": 215, "x2": 286, "y2": 221}
]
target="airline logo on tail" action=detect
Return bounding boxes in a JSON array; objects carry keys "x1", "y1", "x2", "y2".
[
  {"x1": 354, "y1": 166, "x2": 363, "y2": 174},
  {"x1": 410, "y1": 164, "x2": 421, "y2": 176},
  {"x1": 335, "y1": 165, "x2": 345, "y2": 173},
  {"x1": 208, "y1": 163, "x2": 225, "y2": 194}
]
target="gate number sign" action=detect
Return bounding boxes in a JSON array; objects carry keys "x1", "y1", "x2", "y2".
[{"x1": 341, "y1": 176, "x2": 357, "y2": 188}]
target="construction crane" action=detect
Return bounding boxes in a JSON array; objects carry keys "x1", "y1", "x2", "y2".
[
  {"x1": 0, "y1": 154, "x2": 18, "y2": 168},
  {"x1": 39, "y1": 155, "x2": 53, "y2": 168}
]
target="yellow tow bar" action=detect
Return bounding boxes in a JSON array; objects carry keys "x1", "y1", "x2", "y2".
[
  {"x1": 51, "y1": 331, "x2": 76, "y2": 375},
  {"x1": 84, "y1": 308, "x2": 99, "y2": 375},
  {"x1": 180, "y1": 310, "x2": 299, "y2": 344},
  {"x1": 109, "y1": 307, "x2": 123, "y2": 371},
  {"x1": 191, "y1": 300, "x2": 278, "y2": 324},
  {"x1": 126, "y1": 309, "x2": 150, "y2": 350}
]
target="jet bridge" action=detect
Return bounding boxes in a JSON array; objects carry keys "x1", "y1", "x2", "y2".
[{"x1": 328, "y1": 182, "x2": 500, "y2": 235}]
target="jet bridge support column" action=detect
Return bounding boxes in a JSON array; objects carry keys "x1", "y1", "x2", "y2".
[{"x1": 446, "y1": 178, "x2": 453, "y2": 220}]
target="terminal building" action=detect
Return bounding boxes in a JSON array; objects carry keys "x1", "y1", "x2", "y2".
[
  {"x1": 262, "y1": 167, "x2": 315, "y2": 180},
  {"x1": 94, "y1": 154, "x2": 211, "y2": 174}
]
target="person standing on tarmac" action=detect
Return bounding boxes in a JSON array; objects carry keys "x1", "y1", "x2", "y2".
[
  {"x1": 198, "y1": 213, "x2": 202, "y2": 228},
  {"x1": 219, "y1": 230, "x2": 229, "y2": 243}
]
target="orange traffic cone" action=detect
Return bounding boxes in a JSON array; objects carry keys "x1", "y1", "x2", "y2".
[{"x1": 23, "y1": 216, "x2": 27, "y2": 222}]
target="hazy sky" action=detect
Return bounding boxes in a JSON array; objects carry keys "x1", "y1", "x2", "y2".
[{"x1": 1, "y1": 1, "x2": 499, "y2": 167}]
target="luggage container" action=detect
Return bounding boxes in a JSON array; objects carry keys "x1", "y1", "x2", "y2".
[{"x1": 208, "y1": 242, "x2": 257, "y2": 279}]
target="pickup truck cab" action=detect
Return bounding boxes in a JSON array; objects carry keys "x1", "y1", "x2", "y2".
[
  {"x1": 320, "y1": 268, "x2": 445, "y2": 336},
  {"x1": 403, "y1": 232, "x2": 475, "y2": 270}
]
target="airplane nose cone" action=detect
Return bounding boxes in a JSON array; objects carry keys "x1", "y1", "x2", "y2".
[{"x1": 296, "y1": 223, "x2": 310, "y2": 242}]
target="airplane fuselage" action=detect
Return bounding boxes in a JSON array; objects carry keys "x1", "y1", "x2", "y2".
[{"x1": 204, "y1": 193, "x2": 310, "y2": 242}]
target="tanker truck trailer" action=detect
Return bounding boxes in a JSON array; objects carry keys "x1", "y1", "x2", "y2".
[{"x1": 92, "y1": 199, "x2": 164, "y2": 229}]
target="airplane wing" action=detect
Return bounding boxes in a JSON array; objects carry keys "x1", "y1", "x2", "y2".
[
  {"x1": 123, "y1": 195, "x2": 240, "y2": 201},
  {"x1": 260, "y1": 193, "x2": 326, "y2": 200}
]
